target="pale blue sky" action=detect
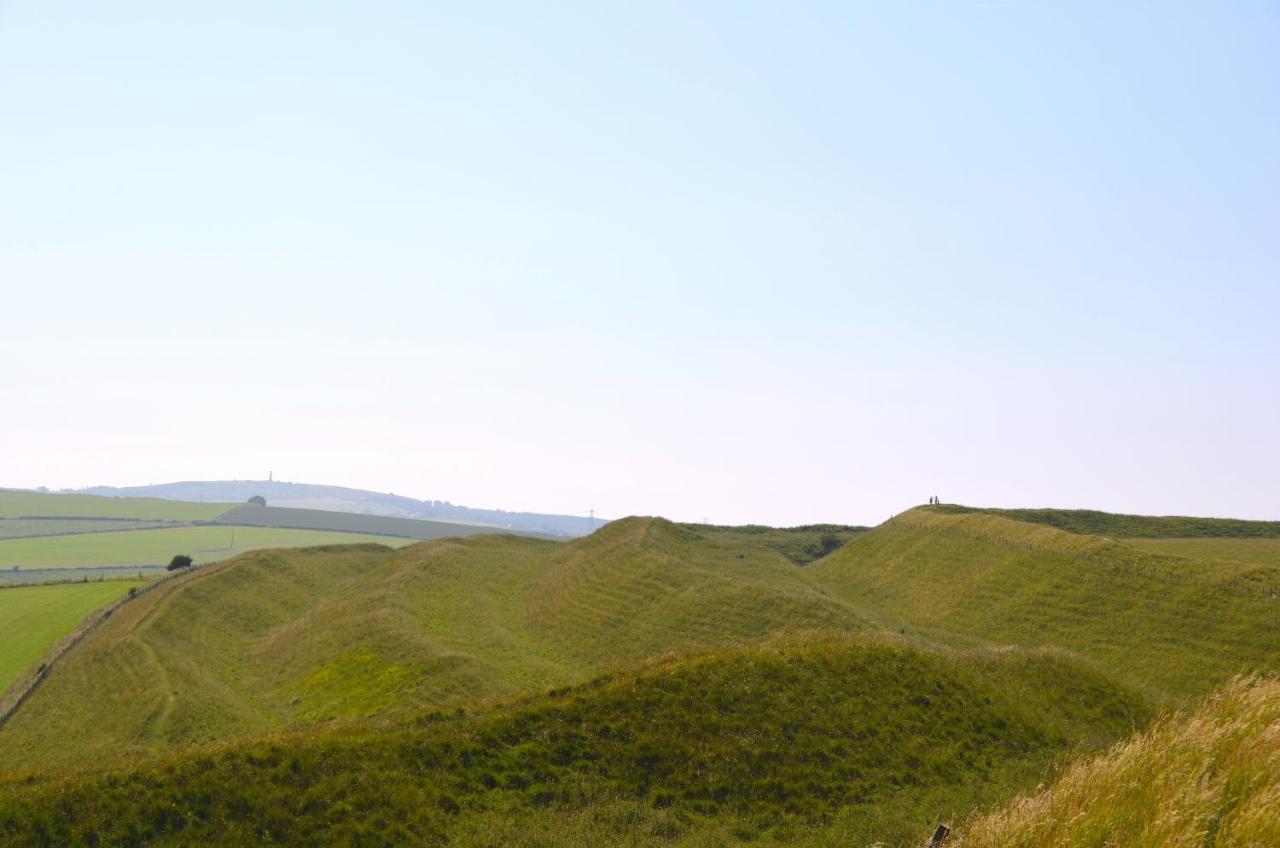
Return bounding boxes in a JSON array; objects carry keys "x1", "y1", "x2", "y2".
[{"x1": 2, "y1": 2, "x2": 1277, "y2": 524}]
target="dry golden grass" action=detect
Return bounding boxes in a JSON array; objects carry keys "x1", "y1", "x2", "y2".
[{"x1": 955, "y1": 675, "x2": 1280, "y2": 848}]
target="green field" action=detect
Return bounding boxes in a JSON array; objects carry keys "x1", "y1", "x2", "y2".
[
  {"x1": 215, "y1": 503, "x2": 516, "y2": 540},
  {"x1": 0, "y1": 491, "x2": 233, "y2": 522},
  {"x1": 0, "y1": 518, "x2": 177, "y2": 541},
  {"x1": 1122, "y1": 536, "x2": 1280, "y2": 568},
  {"x1": 0, "y1": 581, "x2": 146, "y2": 693},
  {"x1": 0, "y1": 525, "x2": 416, "y2": 569}
]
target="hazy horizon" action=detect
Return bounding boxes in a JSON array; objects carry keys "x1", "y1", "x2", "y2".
[{"x1": 4, "y1": 2, "x2": 1277, "y2": 526}]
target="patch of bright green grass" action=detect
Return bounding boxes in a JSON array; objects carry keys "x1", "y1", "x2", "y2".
[
  {"x1": 0, "y1": 580, "x2": 146, "y2": 692},
  {"x1": 0, "y1": 525, "x2": 415, "y2": 569},
  {"x1": 0, "y1": 491, "x2": 232, "y2": 522},
  {"x1": 0, "y1": 637, "x2": 1153, "y2": 848}
]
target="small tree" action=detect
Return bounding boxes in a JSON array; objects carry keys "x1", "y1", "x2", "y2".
[
  {"x1": 247, "y1": 495, "x2": 267, "y2": 506},
  {"x1": 167, "y1": 554, "x2": 194, "y2": 571}
]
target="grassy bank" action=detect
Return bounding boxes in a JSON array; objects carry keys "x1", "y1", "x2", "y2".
[
  {"x1": 955, "y1": 675, "x2": 1280, "y2": 848},
  {"x1": 0, "y1": 638, "x2": 1152, "y2": 848}
]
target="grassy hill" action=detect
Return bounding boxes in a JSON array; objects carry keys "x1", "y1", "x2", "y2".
[
  {"x1": 929, "y1": 504, "x2": 1280, "y2": 538},
  {"x1": 955, "y1": 674, "x2": 1280, "y2": 848},
  {"x1": 0, "y1": 638, "x2": 1152, "y2": 848},
  {"x1": 810, "y1": 507, "x2": 1280, "y2": 702},
  {"x1": 0, "y1": 581, "x2": 146, "y2": 692},
  {"x1": 0, "y1": 520, "x2": 871, "y2": 769}
]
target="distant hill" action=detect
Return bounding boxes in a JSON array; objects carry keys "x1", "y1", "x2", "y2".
[{"x1": 76, "y1": 480, "x2": 603, "y2": 537}]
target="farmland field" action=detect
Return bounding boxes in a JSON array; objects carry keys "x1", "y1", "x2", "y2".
[
  {"x1": 1121, "y1": 537, "x2": 1280, "y2": 568},
  {"x1": 0, "y1": 526, "x2": 416, "y2": 569},
  {"x1": 0, "y1": 580, "x2": 146, "y2": 692},
  {"x1": 0, "y1": 491, "x2": 233, "y2": 522},
  {"x1": 214, "y1": 503, "x2": 513, "y2": 540},
  {"x1": 0, "y1": 518, "x2": 174, "y2": 540}
]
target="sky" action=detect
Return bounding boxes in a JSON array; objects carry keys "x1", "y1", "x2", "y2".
[{"x1": 1, "y1": 1, "x2": 1277, "y2": 526}]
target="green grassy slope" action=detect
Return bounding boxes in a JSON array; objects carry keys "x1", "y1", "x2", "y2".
[
  {"x1": 0, "y1": 581, "x2": 147, "y2": 692},
  {"x1": 0, "y1": 491, "x2": 231, "y2": 522},
  {"x1": 811, "y1": 508, "x2": 1280, "y2": 702},
  {"x1": 0, "y1": 638, "x2": 1153, "y2": 848},
  {"x1": 0, "y1": 520, "x2": 870, "y2": 770},
  {"x1": 929, "y1": 504, "x2": 1280, "y2": 538},
  {"x1": 0, "y1": 525, "x2": 416, "y2": 569},
  {"x1": 954, "y1": 675, "x2": 1280, "y2": 848},
  {"x1": 526, "y1": 518, "x2": 866, "y2": 667}
]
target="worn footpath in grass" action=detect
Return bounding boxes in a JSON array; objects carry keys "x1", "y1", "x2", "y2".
[
  {"x1": 0, "y1": 491, "x2": 232, "y2": 522},
  {"x1": 954, "y1": 674, "x2": 1280, "y2": 848},
  {"x1": 0, "y1": 525, "x2": 416, "y2": 569},
  {"x1": 0, "y1": 637, "x2": 1153, "y2": 848},
  {"x1": 0, "y1": 581, "x2": 146, "y2": 692}
]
